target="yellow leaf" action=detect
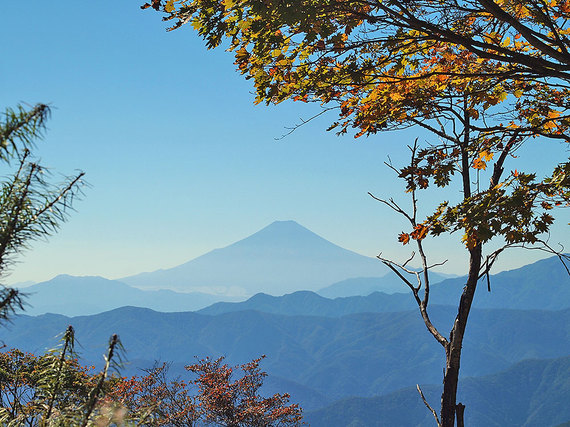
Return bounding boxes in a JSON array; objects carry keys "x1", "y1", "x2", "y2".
[
  {"x1": 462, "y1": 232, "x2": 478, "y2": 249},
  {"x1": 497, "y1": 90, "x2": 508, "y2": 102},
  {"x1": 391, "y1": 92, "x2": 404, "y2": 101},
  {"x1": 165, "y1": 0, "x2": 175, "y2": 13},
  {"x1": 480, "y1": 150, "x2": 494, "y2": 162}
]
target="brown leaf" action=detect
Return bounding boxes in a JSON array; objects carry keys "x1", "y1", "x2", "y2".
[{"x1": 410, "y1": 224, "x2": 429, "y2": 241}]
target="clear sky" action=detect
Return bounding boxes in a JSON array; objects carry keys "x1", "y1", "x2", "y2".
[{"x1": 1, "y1": 1, "x2": 568, "y2": 285}]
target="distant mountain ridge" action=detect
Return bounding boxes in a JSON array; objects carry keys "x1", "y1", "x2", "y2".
[
  {"x1": 199, "y1": 255, "x2": 570, "y2": 315},
  {"x1": 5, "y1": 306, "x2": 570, "y2": 402},
  {"x1": 20, "y1": 275, "x2": 241, "y2": 316},
  {"x1": 19, "y1": 254, "x2": 569, "y2": 318},
  {"x1": 120, "y1": 220, "x2": 389, "y2": 296},
  {"x1": 431, "y1": 255, "x2": 570, "y2": 310},
  {"x1": 316, "y1": 273, "x2": 449, "y2": 298},
  {"x1": 198, "y1": 290, "x2": 414, "y2": 317}
]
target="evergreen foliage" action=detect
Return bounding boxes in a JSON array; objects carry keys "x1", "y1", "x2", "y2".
[{"x1": 0, "y1": 103, "x2": 85, "y2": 323}]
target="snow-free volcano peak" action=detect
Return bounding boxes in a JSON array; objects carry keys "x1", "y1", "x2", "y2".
[{"x1": 120, "y1": 220, "x2": 388, "y2": 296}]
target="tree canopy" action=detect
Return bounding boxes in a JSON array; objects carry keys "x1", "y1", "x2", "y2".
[{"x1": 144, "y1": 0, "x2": 570, "y2": 250}]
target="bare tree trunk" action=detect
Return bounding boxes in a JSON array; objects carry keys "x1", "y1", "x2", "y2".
[{"x1": 440, "y1": 245, "x2": 482, "y2": 427}]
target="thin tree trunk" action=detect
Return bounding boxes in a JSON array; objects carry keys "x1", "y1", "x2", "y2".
[{"x1": 440, "y1": 244, "x2": 482, "y2": 427}]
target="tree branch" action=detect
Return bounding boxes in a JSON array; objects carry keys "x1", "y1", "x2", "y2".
[{"x1": 417, "y1": 384, "x2": 442, "y2": 427}]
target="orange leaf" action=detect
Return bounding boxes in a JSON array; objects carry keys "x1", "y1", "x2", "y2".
[
  {"x1": 472, "y1": 157, "x2": 486, "y2": 170},
  {"x1": 480, "y1": 150, "x2": 493, "y2": 162},
  {"x1": 398, "y1": 232, "x2": 410, "y2": 245},
  {"x1": 410, "y1": 224, "x2": 429, "y2": 241}
]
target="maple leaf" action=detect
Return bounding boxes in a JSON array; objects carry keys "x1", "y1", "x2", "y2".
[
  {"x1": 480, "y1": 150, "x2": 493, "y2": 162},
  {"x1": 462, "y1": 232, "x2": 478, "y2": 249},
  {"x1": 398, "y1": 232, "x2": 410, "y2": 245},
  {"x1": 472, "y1": 157, "x2": 487, "y2": 170},
  {"x1": 410, "y1": 224, "x2": 429, "y2": 241}
]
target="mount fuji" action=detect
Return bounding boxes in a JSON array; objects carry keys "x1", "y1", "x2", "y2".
[{"x1": 120, "y1": 220, "x2": 390, "y2": 296}]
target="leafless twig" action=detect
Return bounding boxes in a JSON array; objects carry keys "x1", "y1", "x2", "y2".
[{"x1": 417, "y1": 384, "x2": 441, "y2": 427}]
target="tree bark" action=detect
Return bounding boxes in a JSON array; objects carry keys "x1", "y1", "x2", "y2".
[{"x1": 439, "y1": 244, "x2": 482, "y2": 427}]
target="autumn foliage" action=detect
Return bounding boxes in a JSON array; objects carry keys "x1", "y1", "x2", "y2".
[
  {"x1": 0, "y1": 343, "x2": 302, "y2": 426},
  {"x1": 106, "y1": 355, "x2": 303, "y2": 426}
]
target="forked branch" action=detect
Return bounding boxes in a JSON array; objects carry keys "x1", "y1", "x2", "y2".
[{"x1": 377, "y1": 253, "x2": 448, "y2": 348}]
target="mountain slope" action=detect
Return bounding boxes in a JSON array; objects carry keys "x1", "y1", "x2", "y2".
[
  {"x1": 4, "y1": 306, "x2": 570, "y2": 403},
  {"x1": 120, "y1": 220, "x2": 388, "y2": 296},
  {"x1": 305, "y1": 356, "x2": 570, "y2": 427}
]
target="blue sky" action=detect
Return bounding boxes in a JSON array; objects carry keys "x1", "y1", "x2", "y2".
[{"x1": 1, "y1": 1, "x2": 568, "y2": 284}]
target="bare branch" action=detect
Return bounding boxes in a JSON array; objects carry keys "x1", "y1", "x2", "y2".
[
  {"x1": 377, "y1": 254, "x2": 418, "y2": 293},
  {"x1": 368, "y1": 192, "x2": 415, "y2": 224},
  {"x1": 477, "y1": 246, "x2": 508, "y2": 283},
  {"x1": 417, "y1": 384, "x2": 442, "y2": 427},
  {"x1": 427, "y1": 259, "x2": 449, "y2": 270},
  {"x1": 275, "y1": 107, "x2": 335, "y2": 140},
  {"x1": 378, "y1": 253, "x2": 448, "y2": 348}
]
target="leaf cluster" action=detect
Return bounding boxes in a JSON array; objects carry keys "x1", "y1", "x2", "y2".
[
  {"x1": 394, "y1": 141, "x2": 569, "y2": 248},
  {"x1": 143, "y1": 0, "x2": 570, "y2": 142},
  {"x1": 426, "y1": 172, "x2": 558, "y2": 248},
  {"x1": 108, "y1": 355, "x2": 303, "y2": 426}
]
